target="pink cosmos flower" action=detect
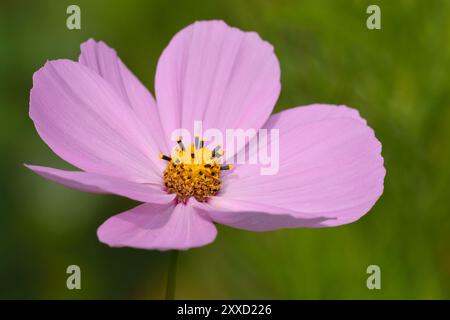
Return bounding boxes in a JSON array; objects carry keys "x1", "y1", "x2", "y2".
[{"x1": 27, "y1": 21, "x2": 385, "y2": 250}]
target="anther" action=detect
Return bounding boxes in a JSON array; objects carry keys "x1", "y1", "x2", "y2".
[
  {"x1": 220, "y1": 164, "x2": 233, "y2": 170},
  {"x1": 176, "y1": 137, "x2": 185, "y2": 151},
  {"x1": 159, "y1": 154, "x2": 172, "y2": 161},
  {"x1": 195, "y1": 135, "x2": 200, "y2": 149},
  {"x1": 211, "y1": 145, "x2": 222, "y2": 158}
]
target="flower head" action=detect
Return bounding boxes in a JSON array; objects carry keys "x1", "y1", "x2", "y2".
[
  {"x1": 160, "y1": 139, "x2": 230, "y2": 202},
  {"x1": 27, "y1": 21, "x2": 385, "y2": 250}
]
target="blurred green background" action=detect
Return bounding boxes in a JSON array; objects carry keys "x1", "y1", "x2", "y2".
[{"x1": 1, "y1": 0, "x2": 449, "y2": 299}]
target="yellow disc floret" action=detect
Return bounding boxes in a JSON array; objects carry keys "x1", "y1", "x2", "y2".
[{"x1": 160, "y1": 137, "x2": 232, "y2": 202}]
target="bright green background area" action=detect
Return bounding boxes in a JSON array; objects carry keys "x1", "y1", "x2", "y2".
[{"x1": 1, "y1": 0, "x2": 449, "y2": 299}]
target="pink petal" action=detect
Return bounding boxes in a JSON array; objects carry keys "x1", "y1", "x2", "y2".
[
  {"x1": 220, "y1": 104, "x2": 386, "y2": 228},
  {"x1": 79, "y1": 39, "x2": 168, "y2": 154},
  {"x1": 30, "y1": 59, "x2": 164, "y2": 184},
  {"x1": 97, "y1": 200, "x2": 217, "y2": 250},
  {"x1": 155, "y1": 20, "x2": 280, "y2": 141},
  {"x1": 193, "y1": 197, "x2": 333, "y2": 231},
  {"x1": 25, "y1": 165, "x2": 174, "y2": 204}
]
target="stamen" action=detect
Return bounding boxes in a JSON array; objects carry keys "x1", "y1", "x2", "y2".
[
  {"x1": 194, "y1": 135, "x2": 200, "y2": 149},
  {"x1": 176, "y1": 137, "x2": 185, "y2": 151},
  {"x1": 211, "y1": 145, "x2": 222, "y2": 158},
  {"x1": 159, "y1": 154, "x2": 172, "y2": 161}
]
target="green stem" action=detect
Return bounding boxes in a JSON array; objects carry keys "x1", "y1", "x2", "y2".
[{"x1": 165, "y1": 250, "x2": 179, "y2": 300}]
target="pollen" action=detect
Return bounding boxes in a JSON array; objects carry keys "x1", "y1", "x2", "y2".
[{"x1": 160, "y1": 137, "x2": 233, "y2": 202}]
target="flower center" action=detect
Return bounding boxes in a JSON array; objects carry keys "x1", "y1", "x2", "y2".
[{"x1": 160, "y1": 136, "x2": 232, "y2": 202}]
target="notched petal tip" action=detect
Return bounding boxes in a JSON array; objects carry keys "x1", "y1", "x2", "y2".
[{"x1": 155, "y1": 19, "x2": 281, "y2": 138}]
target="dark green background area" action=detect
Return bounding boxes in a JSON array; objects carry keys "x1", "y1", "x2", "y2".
[{"x1": 0, "y1": 0, "x2": 449, "y2": 299}]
